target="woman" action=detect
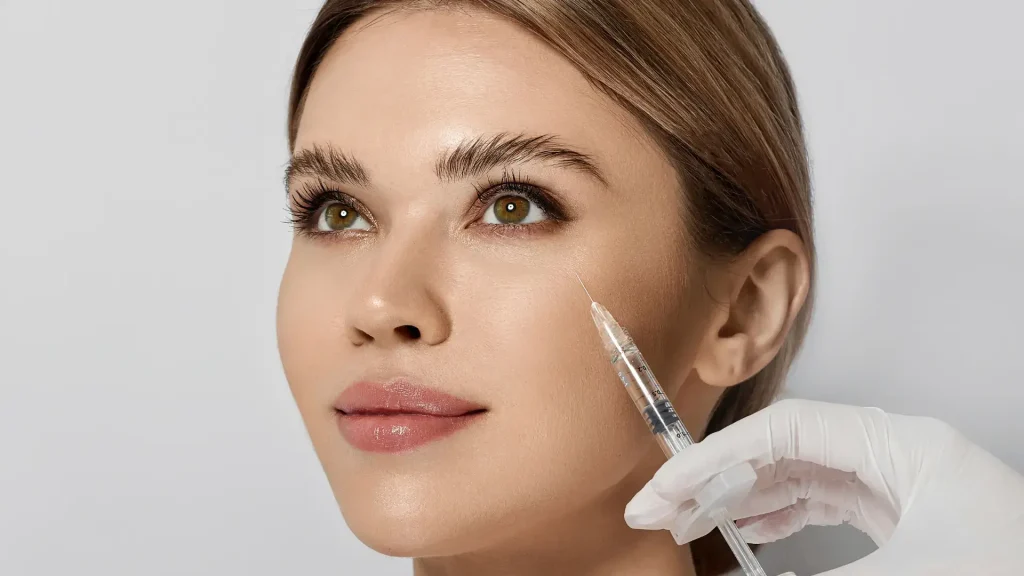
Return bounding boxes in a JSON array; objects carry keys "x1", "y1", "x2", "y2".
[{"x1": 276, "y1": 1, "x2": 1023, "y2": 574}]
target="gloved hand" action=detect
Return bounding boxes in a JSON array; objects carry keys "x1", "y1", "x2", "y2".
[{"x1": 623, "y1": 399, "x2": 1024, "y2": 575}]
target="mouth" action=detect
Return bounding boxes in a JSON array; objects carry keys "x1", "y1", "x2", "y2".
[{"x1": 334, "y1": 379, "x2": 487, "y2": 453}]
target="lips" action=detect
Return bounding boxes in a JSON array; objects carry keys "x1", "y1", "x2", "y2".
[{"x1": 334, "y1": 379, "x2": 486, "y2": 453}]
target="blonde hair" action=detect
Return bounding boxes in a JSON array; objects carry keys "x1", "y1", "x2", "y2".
[{"x1": 287, "y1": 1, "x2": 814, "y2": 572}]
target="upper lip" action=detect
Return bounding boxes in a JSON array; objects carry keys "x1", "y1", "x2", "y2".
[{"x1": 334, "y1": 379, "x2": 486, "y2": 417}]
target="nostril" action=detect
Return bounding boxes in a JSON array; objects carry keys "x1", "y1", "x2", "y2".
[
  {"x1": 352, "y1": 328, "x2": 373, "y2": 345},
  {"x1": 395, "y1": 325, "x2": 421, "y2": 340}
]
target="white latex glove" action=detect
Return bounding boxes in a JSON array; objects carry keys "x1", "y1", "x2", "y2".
[{"x1": 624, "y1": 399, "x2": 1024, "y2": 575}]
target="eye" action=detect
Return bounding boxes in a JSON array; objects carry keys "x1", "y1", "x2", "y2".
[
  {"x1": 482, "y1": 194, "x2": 549, "y2": 225},
  {"x1": 317, "y1": 201, "x2": 371, "y2": 232}
]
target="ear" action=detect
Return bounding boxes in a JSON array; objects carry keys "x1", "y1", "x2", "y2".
[{"x1": 692, "y1": 230, "x2": 811, "y2": 388}]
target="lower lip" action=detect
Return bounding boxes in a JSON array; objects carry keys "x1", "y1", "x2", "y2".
[{"x1": 336, "y1": 412, "x2": 483, "y2": 453}]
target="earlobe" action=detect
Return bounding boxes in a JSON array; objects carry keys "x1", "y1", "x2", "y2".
[
  {"x1": 694, "y1": 334, "x2": 751, "y2": 387},
  {"x1": 693, "y1": 230, "x2": 810, "y2": 388}
]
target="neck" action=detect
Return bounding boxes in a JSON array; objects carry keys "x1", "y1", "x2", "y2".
[{"x1": 412, "y1": 449, "x2": 695, "y2": 576}]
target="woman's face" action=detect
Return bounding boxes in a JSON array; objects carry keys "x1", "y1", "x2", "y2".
[{"x1": 278, "y1": 7, "x2": 721, "y2": 557}]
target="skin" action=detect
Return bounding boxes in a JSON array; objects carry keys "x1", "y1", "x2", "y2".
[{"x1": 277, "y1": 7, "x2": 809, "y2": 576}]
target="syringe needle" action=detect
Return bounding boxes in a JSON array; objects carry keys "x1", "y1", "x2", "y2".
[{"x1": 574, "y1": 272, "x2": 595, "y2": 303}]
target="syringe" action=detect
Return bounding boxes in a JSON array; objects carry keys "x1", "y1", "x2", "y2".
[{"x1": 576, "y1": 275, "x2": 769, "y2": 576}]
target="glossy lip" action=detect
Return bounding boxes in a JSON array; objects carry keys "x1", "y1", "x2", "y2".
[{"x1": 334, "y1": 379, "x2": 486, "y2": 453}]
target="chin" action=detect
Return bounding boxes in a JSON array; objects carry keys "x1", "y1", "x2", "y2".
[
  {"x1": 353, "y1": 529, "x2": 436, "y2": 558},
  {"x1": 347, "y1": 516, "x2": 488, "y2": 559},
  {"x1": 339, "y1": 494, "x2": 499, "y2": 559}
]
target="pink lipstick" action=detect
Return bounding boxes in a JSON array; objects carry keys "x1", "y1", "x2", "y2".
[{"x1": 334, "y1": 380, "x2": 486, "y2": 453}]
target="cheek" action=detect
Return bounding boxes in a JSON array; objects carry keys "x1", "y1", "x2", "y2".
[
  {"x1": 277, "y1": 261, "x2": 310, "y2": 393},
  {"x1": 452, "y1": 267, "x2": 657, "y2": 497},
  {"x1": 276, "y1": 254, "x2": 346, "y2": 420}
]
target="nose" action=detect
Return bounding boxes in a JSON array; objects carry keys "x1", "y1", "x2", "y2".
[
  {"x1": 345, "y1": 236, "x2": 451, "y2": 348},
  {"x1": 349, "y1": 292, "x2": 449, "y2": 347}
]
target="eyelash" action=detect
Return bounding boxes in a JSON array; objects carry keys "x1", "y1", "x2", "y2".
[
  {"x1": 472, "y1": 169, "x2": 567, "y2": 223},
  {"x1": 286, "y1": 180, "x2": 360, "y2": 233},
  {"x1": 286, "y1": 171, "x2": 567, "y2": 237}
]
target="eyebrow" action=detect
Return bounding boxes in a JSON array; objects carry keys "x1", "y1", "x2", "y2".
[
  {"x1": 284, "y1": 143, "x2": 370, "y2": 190},
  {"x1": 436, "y1": 132, "x2": 606, "y2": 185},
  {"x1": 284, "y1": 132, "x2": 606, "y2": 192}
]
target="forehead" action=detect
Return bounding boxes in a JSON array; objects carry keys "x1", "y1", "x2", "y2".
[{"x1": 293, "y1": 7, "x2": 649, "y2": 166}]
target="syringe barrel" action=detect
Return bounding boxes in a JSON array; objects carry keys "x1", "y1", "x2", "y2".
[
  {"x1": 589, "y1": 301, "x2": 769, "y2": 576},
  {"x1": 610, "y1": 342, "x2": 695, "y2": 456},
  {"x1": 616, "y1": 346, "x2": 767, "y2": 576}
]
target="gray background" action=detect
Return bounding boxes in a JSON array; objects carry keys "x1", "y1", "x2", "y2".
[{"x1": 1, "y1": 1, "x2": 1020, "y2": 574}]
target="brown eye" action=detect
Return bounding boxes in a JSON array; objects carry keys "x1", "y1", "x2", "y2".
[
  {"x1": 490, "y1": 195, "x2": 533, "y2": 224},
  {"x1": 317, "y1": 202, "x2": 370, "y2": 232}
]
